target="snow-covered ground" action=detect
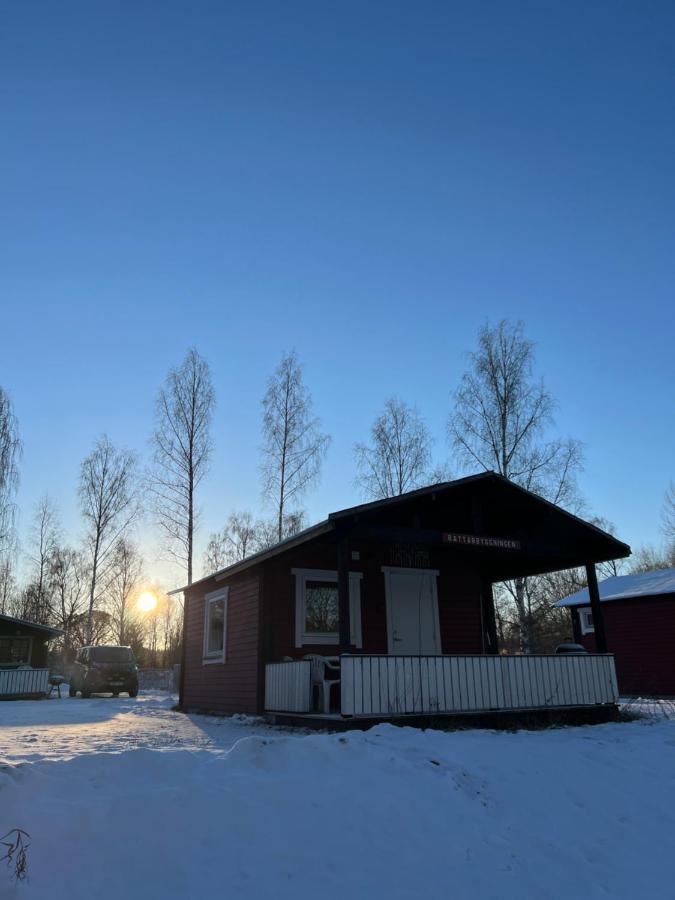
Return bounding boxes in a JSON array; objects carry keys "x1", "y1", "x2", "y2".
[{"x1": 1, "y1": 693, "x2": 674, "y2": 899}]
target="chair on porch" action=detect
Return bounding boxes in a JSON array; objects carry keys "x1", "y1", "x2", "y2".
[{"x1": 304, "y1": 655, "x2": 340, "y2": 714}]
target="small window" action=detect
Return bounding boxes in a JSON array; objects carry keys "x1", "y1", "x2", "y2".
[
  {"x1": 0, "y1": 637, "x2": 31, "y2": 667},
  {"x1": 579, "y1": 608, "x2": 594, "y2": 635},
  {"x1": 293, "y1": 569, "x2": 362, "y2": 647},
  {"x1": 203, "y1": 588, "x2": 228, "y2": 663}
]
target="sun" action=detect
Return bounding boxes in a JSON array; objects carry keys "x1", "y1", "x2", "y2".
[{"x1": 137, "y1": 590, "x2": 158, "y2": 613}]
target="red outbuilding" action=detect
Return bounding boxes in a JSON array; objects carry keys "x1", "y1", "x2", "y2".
[{"x1": 556, "y1": 567, "x2": 675, "y2": 697}]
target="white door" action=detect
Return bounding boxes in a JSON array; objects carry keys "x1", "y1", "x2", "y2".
[{"x1": 383, "y1": 567, "x2": 441, "y2": 654}]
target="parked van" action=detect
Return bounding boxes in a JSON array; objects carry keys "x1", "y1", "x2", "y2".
[{"x1": 70, "y1": 646, "x2": 139, "y2": 698}]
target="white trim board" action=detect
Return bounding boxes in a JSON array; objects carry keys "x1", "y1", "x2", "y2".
[{"x1": 202, "y1": 587, "x2": 228, "y2": 664}]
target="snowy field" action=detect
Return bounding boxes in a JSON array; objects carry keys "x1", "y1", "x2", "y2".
[{"x1": 1, "y1": 693, "x2": 674, "y2": 900}]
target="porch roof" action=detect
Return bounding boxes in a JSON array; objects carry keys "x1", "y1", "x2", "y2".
[
  {"x1": 175, "y1": 472, "x2": 630, "y2": 592},
  {"x1": 0, "y1": 613, "x2": 64, "y2": 637}
]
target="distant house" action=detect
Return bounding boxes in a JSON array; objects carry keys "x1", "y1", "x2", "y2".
[
  {"x1": 0, "y1": 613, "x2": 63, "y2": 699},
  {"x1": 176, "y1": 473, "x2": 630, "y2": 724},
  {"x1": 556, "y1": 568, "x2": 675, "y2": 696}
]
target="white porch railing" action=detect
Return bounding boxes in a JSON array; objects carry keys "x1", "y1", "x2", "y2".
[
  {"x1": 265, "y1": 660, "x2": 312, "y2": 712},
  {"x1": 340, "y1": 654, "x2": 619, "y2": 716},
  {"x1": 0, "y1": 668, "x2": 50, "y2": 698},
  {"x1": 265, "y1": 654, "x2": 619, "y2": 717}
]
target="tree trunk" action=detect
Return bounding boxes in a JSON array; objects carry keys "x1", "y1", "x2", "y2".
[
  {"x1": 187, "y1": 466, "x2": 194, "y2": 586},
  {"x1": 86, "y1": 533, "x2": 100, "y2": 645}
]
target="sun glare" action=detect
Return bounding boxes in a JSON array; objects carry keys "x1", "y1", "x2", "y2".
[{"x1": 137, "y1": 591, "x2": 158, "y2": 613}]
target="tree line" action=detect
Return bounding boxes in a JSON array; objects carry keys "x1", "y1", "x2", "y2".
[{"x1": 1, "y1": 320, "x2": 673, "y2": 660}]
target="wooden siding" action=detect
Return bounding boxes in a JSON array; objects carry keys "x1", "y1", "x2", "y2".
[
  {"x1": 340, "y1": 654, "x2": 618, "y2": 716},
  {"x1": 575, "y1": 594, "x2": 675, "y2": 695},
  {"x1": 182, "y1": 571, "x2": 260, "y2": 714},
  {"x1": 0, "y1": 668, "x2": 50, "y2": 697},
  {"x1": 265, "y1": 542, "x2": 485, "y2": 662}
]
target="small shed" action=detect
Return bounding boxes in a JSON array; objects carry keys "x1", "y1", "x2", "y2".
[
  {"x1": 0, "y1": 613, "x2": 63, "y2": 698},
  {"x1": 556, "y1": 568, "x2": 675, "y2": 696}
]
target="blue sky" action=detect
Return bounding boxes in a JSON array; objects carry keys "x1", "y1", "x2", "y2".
[{"x1": 1, "y1": 1, "x2": 674, "y2": 585}]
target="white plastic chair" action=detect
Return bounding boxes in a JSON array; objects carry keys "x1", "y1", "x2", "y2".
[{"x1": 304, "y1": 655, "x2": 340, "y2": 714}]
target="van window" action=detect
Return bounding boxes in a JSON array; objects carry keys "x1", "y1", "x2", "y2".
[{"x1": 89, "y1": 647, "x2": 134, "y2": 664}]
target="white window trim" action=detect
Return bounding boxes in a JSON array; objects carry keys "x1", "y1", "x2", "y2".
[
  {"x1": 292, "y1": 568, "x2": 363, "y2": 648},
  {"x1": 203, "y1": 587, "x2": 228, "y2": 664},
  {"x1": 381, "y1": 566, "x2": 442, "y2": 655},
  {"x1": 579, "y1": 606, "x2": 595, "y2": 635}
]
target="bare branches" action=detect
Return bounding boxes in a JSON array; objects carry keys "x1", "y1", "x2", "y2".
[
  {"x1": 0, "y1": 387, "x2": 21, "y2": 556},
  {"x1": 49, "y1": 545, "x2": 88, "y2": 658},
  {"x1": 449, "y1": 320, "x2": 583, "y2": 507},
  {"x1": 354, "y1": 397, "x2": 437, "y2": 499},
  {"x1": 662, "y1": 481, "x2": 675, "y2": 553},
  {"x1": 204, "y1": 510, "x2": 260, "y2": 572},
  {"x1": 79, "y1": 435, "x2": 138, "y2": 643},
  {"x1": 203, "y1": 509, "x2": 306, "y2": 575},
  {"x1": 261, "y1": 351, "x2": 329, "y2": 542},
  {"x1": 450, "y1": 320, "x2": 584, "y2": 653},
  {"x1": 24, "y1": 495, "x2": 61, "y2": 623},
  {"x1": 1, "y1": 829, "x2": 30, "y2": 883},
  {"x1": 105, "y1": 539, "x2": 144, "y2": 645},
  {"x1": 149, "y1": 348, "x2": 215, "y2": 584}
]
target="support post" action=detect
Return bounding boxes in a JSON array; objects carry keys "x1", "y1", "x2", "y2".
[
  {"x1": 337, "y1": 537, "x2": 351, "y2": 651},
  {"x1": 481, "y1": 579, "x2": 499, "y2": 654},
  {"x1": 585, "y1": 563, "x2": 608, "y2": 653}
]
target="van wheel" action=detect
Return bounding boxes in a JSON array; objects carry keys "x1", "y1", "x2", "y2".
[
  {"x1": 128, "y1": 688, "x2": 138, "y2": 698},
  {"x1": 112, "y1": 691, "x2": 119, "y2": 697},
  {"x1": 81, "y1": 690, "x2": 91, "y2": 698},
  {"x1": 69, "y1": 686, "x2": 77, "y2": 698}
]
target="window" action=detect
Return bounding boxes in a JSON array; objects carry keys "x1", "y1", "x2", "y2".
[
  {"x1": 579, "y1": 608, "x2": 594, "y2": 635},
  {"x1": 293, "y1": 568, "x2": 362, "y2": 647},
  {"x1": 0, "y1": 637, "x2": 32, "y2": 667},
  {"x1": 89, "y1": 647, "x2": 135, "y2": 664},
  {"x1": 203, "y1": 588, "x2": 228, "y2": 663}
]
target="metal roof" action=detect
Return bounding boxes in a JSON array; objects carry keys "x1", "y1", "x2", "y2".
[{"x1": 556, "y1": 567, "x2": 675, "y2": 608}]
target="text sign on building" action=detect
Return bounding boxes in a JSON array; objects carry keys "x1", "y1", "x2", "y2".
[{"x1": 442, "y1": 532, "x2": 521, "y2": 550}]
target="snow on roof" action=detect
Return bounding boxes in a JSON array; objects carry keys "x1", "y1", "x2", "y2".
[{"x1": 556, "y1": 567, "x2": 675, "y2": 608}]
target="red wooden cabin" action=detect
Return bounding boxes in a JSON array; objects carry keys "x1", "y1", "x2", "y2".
[
  {"x1": 176, "y1": 473, "x2": 630, "y2": 723},
  {"x1": 557, "y1": 568, "x2": 675, "y2": 696}
]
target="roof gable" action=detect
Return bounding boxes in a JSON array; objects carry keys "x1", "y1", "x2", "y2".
[{"x1": 176, "y1": 472, "x2": 630, "y2": 592}]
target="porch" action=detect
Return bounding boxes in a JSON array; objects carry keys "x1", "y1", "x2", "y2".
[{"x1": 264, "y1": 653, "x2": 619, "y2": 721}]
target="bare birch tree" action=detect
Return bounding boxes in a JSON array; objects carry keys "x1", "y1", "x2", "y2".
[
  {"x1": 449, "y1": 320, "x2": 583, "y2": 652},
  {"x1": 106, "y1": 539, "x2": 144, "y2": 646},
  {"x1": 150, "y1": 348, "x2": 215, "y2": 585},
  {"x1": 79, "y1": 436, "x2": 138, "y2": 644},
  {"x1": 204, "y1": 510, "x2": 260, "y2": 572},
  {"x1": 0, "y1": 387, "x2": 21, "y2": 557},
  {"x1": 261, "y1": 351, "x2": 330, "y2": 542},
  {"x1": 49, "y1": 546, "x2": 87, "y2": 661},
  {"x1": 25, "y1": 495, "x2": 61, "y2": 623},
  {"x1": 354, "y1": 397, "x2": 436, "y2": 499}
]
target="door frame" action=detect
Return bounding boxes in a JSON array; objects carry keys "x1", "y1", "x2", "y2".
[{"x1": 381, "y1": 566, "x2": 442, "y2": 654}]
